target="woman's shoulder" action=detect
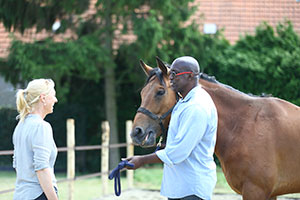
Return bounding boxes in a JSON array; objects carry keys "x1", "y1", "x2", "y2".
[{"x1": 25, "y1": 114, "x2": 52, "y2": 129}]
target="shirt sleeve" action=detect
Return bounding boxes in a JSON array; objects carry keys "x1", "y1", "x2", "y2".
[
  {"x1": 156, "y1": 105, "x2": 208, "y2": 166},
  {"x1": 31, "y1": 122, "x2": 54, "y2": 171}
]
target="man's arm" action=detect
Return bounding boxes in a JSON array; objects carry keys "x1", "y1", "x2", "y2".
[
  {"x1": 125, "y1": 153, "x2": 162, "y2": 170},
  {"x1": 36, "y1": 168, "x2": 58, "y2": 200}
]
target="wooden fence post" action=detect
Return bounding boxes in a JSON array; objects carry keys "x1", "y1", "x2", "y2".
[
  {"x1": 67, "y1": 119, "x2": 75, "y2": 200},
  {"x1": 101, "y1": 121, "x2": 110, "y2": 195},
  {"x1": 126, "y1": 120, "x2": 134, "y2": 188}
]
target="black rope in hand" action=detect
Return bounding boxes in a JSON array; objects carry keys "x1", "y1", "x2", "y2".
[{"x1": 108, "y1": 160, "x2": 135, "y2": 196}]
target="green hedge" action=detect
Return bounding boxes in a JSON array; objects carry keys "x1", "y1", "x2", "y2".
[
  {"x1": 207, "y1": 21, "x2": 300, "y2": 105},
  {"x1": 0, "y1": 108, "x2": 17, "y2": 169}
]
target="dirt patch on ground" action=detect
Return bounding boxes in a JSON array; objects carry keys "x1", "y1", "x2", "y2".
[{"x1": 97, "y1": 189, "x2": 298, "y2": 200}]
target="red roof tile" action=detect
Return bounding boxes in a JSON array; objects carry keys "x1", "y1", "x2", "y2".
[{"x1": 195, "y1": 0, "x2": 300, "y2": 43}]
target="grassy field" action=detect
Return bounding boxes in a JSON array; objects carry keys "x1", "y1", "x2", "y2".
[
  {"x1": 1, "y1": 167, "x2": 300, "y2": 200},
  {"x1": 0, "y1": 166, "x2": 235, "y2": 200}
]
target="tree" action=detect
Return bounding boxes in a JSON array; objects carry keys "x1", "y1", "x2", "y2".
[
  {"x1": 1, "y1": 0, "x2": 217, "y2": 168},
  {"x1": 0, "y1": 0, "x2": 89, "y2": 33}
]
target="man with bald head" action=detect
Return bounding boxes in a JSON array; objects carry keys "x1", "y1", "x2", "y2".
[
  {"x1": 169, "y1": 56, "x2": 200, "y2": 98},
  {"x1": 126, "y1": 56, "x2": 218, "y2": 200}
]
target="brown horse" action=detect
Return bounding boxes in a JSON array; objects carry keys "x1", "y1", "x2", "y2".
[{"x1": 130, "y1": 57, "x2": 300, "y2": 200}]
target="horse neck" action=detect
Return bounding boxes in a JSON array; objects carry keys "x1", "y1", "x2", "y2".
[
  {"x1": 199, "y1": 79, "x2": 252, "y2": 156},
  {"x1": 199, "y1": 79, "x2": 250, "y2": 113}
]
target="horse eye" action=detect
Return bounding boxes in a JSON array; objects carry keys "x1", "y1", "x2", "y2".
[{"x1": 156, "y1": 89, "x2": 165, "y2": 96}]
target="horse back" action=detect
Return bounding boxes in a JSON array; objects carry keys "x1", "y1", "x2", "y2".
[
  {"x1": 249, "y1": 97, "x2": 300, "y2": 195},
  {"x1": 201, "y1": 78, "x2": 300, "y2": 196}
]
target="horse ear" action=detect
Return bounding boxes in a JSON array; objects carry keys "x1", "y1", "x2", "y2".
[
  {"x1": 140, "y1": 60, "x2": 153, "y2": 76},
  {"x1": 156, "y1": 56, "x2": 169, "y2": 76}
]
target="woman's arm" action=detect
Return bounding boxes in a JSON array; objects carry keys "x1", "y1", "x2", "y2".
[{"x1": 36, "y1": 168, "x2": 58, "y2": 200}]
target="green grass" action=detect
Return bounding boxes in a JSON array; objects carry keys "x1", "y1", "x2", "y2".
[
  {"x1": 0, "y1": 166, "x2": 234, "y2": 200},
  {"x1": 214, "y1": 167, "x2": 235, "y2": 194},
  {"x1": 0, "y1": 171, "x2": 15, "y2": 200},
  {"x1": 133, "y1": 166, "x2": 236, "y2": 193},
  {"x1": 2, "y1": 167, "x2": 300, "y2": 200},
  {"x1": 0, "y1": 172, "x2": 125, "y2": 200},
  {"x1": 134, "y1": 167, "x2": 163, "y2": 190}
]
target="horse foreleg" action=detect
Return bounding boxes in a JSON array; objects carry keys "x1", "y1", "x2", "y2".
[
  {"x1": 241, "y1": 182, "x2": 271, "y2": 200},
  {"x1": 269, "y1": 197, "x2": 277, "y2": 200}
]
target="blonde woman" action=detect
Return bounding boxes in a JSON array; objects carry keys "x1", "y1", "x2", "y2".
[{"x1": 12, "y1": 79, "x2": 58, "y2": 200}]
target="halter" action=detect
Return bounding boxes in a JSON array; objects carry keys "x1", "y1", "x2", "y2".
[
  {"x1": 137, "y1": 105, "x2": 174, "y2": 136},
  {"x1": 136, "y1": 93, "x2": 180, "y2": 148}
]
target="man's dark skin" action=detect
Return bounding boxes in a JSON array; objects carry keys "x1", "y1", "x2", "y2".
[{"x1": 125, "y1": 57, "x2": 199, "y2": 169}]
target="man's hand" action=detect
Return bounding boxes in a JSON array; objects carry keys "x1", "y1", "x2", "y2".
[
  {"x1": 123, "y1": 156, "x2": 144, "y2": 170},
  {"x1": 123, "y1": 153, "x2": 163, "y2": 170}
]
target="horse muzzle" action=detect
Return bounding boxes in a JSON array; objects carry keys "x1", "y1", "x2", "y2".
[{"x1": 130, "y1": 126, "x2": 156, "y2": 147}]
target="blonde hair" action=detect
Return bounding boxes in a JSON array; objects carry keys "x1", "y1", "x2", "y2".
[{"x1": 16, "y1": 79, "x2": 55, "y2": 121}]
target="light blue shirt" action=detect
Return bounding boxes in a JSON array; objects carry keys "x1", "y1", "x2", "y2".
[
  {"x1": 156, "y1": 85, "x2": 218, "y2": 200},
  {"x1": 12, "y1": 114, "x2": 57, "y2": 200}
]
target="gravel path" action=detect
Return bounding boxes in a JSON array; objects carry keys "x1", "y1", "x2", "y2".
[{"x1": 96, "y1": 189, "x2": 298, "y2": 200}]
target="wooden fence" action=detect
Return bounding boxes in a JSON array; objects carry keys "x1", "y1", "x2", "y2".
[{"x1": 0, "y1": 119, "x2": 135, "y2": 199}]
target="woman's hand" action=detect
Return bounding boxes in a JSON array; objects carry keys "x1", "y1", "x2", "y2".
[{"x1": 36, "y1": 168, "x2": 58, "y2": 200}]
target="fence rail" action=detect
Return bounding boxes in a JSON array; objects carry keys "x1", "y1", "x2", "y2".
[
  {"x1": 0, "y1": 119, "x2": 134, "y2": 199},
  {"x1": 1, "y1": 144, "x2": 129, "y2": 155},
  {"x1": 0, "y1": 150, "x2": 13, "y2": 156}
]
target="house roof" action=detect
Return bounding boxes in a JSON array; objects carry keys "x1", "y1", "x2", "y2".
[
  {"x1": 0, "y1": 0, "x2": 300, "y2": 58},
  {"x1": 193, "y1": 0, "x2": 300, "y2": 42}
]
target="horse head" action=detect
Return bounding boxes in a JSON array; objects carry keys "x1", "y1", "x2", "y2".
[{"x1": 131, "y1": 57, "x2": 178, "y2": 147}]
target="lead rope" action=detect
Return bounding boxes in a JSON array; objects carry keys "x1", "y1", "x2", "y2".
[{"x1": 108, "y1": 160, "x2": 135, "y2": 196}]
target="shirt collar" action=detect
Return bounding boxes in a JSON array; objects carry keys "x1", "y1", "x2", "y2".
[
  {"x1": 26, "y1": 113, "x2": 43, "y2": 120},
  {"x1": 179, "y1": 85, "x2": 201, "y2": 103}
]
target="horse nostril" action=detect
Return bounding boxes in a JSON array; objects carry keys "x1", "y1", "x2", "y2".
[
  {"x1": 131, "y1": 126, "x2": 144, "y2": 138},
  {"x1": 130, "y1": 127, "x2": 146, "y2": 145}
]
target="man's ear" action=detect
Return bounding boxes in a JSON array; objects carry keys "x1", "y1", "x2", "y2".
[{"x1": 186, "y1": 73, "x2": 195, "y2": 81}]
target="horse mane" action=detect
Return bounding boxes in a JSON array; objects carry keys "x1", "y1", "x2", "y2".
[
  {"x1": 145, "y1": 68, "x2": 166, "y2": 87},
  {"x1": 200, "y1": 73, "x2": 272, "y2": 97},
  {"x1": 200, "y1": 73, "x2": 246, "y2": 94},
  {"x1": 146, "y1": 68, "x2": 271, "y2": 98},
  {"x1": 199, "y1": 73, "x2": 218, "y2": 83},
  {"x1": 146, "y1": 68, "x2": 244, "y2": 96}
]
